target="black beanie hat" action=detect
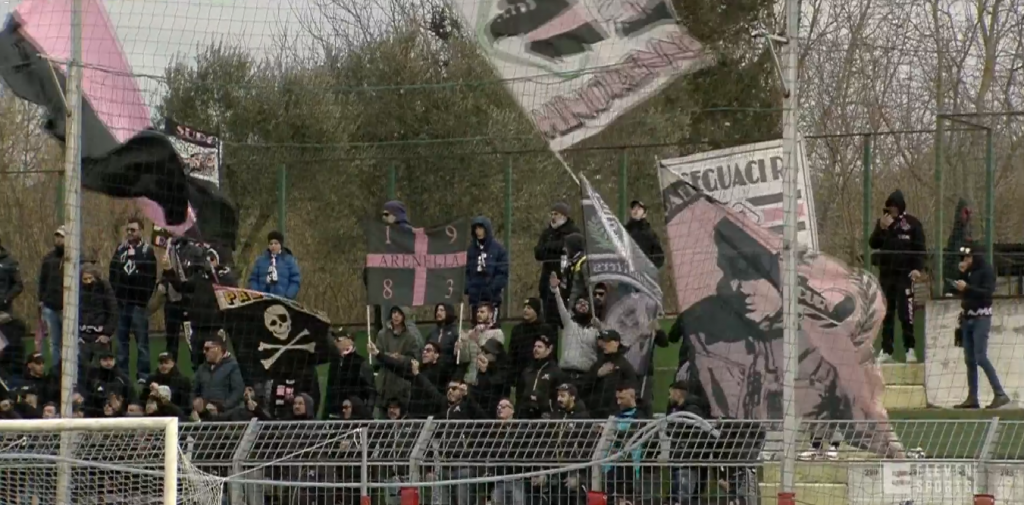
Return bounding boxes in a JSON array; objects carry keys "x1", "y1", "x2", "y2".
[
  {"x1": 267, "y1": 230, "x2": 284, "y2": 245},
  {"x1": 524, "y1": 298, "x2": 543, "y2": 315}
]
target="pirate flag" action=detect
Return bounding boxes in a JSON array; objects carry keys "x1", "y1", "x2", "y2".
[
  {"x1": 216, "y1": 287, "x2": 330, "y2": 403},
  {"x1": 659, "y1": 166, "x2": 904, "y2": 458},
  {"x1": 364, "y1": 218, "x2": 469, "y2": 306}
]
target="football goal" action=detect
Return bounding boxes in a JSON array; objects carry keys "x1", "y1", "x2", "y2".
[{"x1": 0, "y1": 417, "x2": 222, "y2": 505}]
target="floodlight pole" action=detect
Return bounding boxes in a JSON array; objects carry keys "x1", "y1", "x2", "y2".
[
  {"x1": 56, "y1": 0, "x2": 84, "y2": 502},
  {"x1": 779, "y1": 0, "x2": 802, "y2": 501}
]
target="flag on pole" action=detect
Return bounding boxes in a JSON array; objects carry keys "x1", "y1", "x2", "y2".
[
  {"x1": 448, "y1": 0, "x2": 710, "y2": 151},
  {"x1": 579, "y1": 174, "x2": 663, "y2": 375},
  {"x1": 364, "y1": 219, "x2": 469, "y2": 307},
  {"x1": 659, "y1": 166, "x2": 903, "y2": 456},
  {"x1": 0, "y1": 0, "x2": 238, "y2": 248}
]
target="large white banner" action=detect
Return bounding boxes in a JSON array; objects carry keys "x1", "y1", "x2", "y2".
[
  {"x1": 658, "y1": 139, "x2": 819, "y2": 249},
  {"x1": 449, "y1": 0, "x2": 710, "y2": 151},
  {"x1": 925, "y1": 298, "x2": 1024, "y2": 408}
]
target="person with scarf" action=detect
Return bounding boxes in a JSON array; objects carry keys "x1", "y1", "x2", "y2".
[
  {"x1": 465, "y1": 216, "x2": 509, "y2": 322},
  {"x1": 108, "y1": 216, "x2": 157, "y2": 382},
  {"x1": 247, "y1": 230, "x2": 301, "y2": 300}
]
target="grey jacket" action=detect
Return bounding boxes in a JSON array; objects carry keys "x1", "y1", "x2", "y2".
[{"x1": 193, "y1": 354, "x2": 245, "y2": 410}]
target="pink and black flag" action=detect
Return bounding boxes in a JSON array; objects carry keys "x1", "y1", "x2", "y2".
[
  {"x1": 659, "y1": 165, "x2": 905, "y2": 457},
  {"x1": 0, "y1": 0, "x2": 237, "y2": 249},
  {"x1": 364, "y1": 218, "x2": 468, "y2": 307}
]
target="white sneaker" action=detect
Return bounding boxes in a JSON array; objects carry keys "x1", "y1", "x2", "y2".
[
  {"x1": 905, "y1": 350, "x2": 918, "y2": 363},
  {"x1": 877, "y1": 352, "x2": 894, "y2": 364},
  {"x1": 824, "y1": 448, "x2": 839, "y2": 461}
]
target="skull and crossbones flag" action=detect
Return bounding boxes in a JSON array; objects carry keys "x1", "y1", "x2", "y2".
[{"x1": 215, "y1": 286, "x2": 331, "y2": 385}]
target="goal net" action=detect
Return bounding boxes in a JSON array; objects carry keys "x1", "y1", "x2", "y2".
[{"x1": 0, "y1": 418, "x2": 222, "y2": 505}]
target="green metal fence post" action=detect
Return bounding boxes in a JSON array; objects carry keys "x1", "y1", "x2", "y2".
[
  {"x1": 387, "y1": 165, "x2": 397, "y2": 200},
  {"x1": 985, "y1": 128, "x2": 995, "y2": 266},
  {"x1": 504, "y1": 156, "x2": 513, "y2": 249},
  {"x1": 277, "y1": 164, "x2": 287, "y2": 234},
  {"x1": 55, "y1": 177, "x2": 65, "y2": 224},
  {"x1": 618, "y1": 149, "x2": 628, "y2": 221},
  {"x1": 934, "y1": 118, "x2": 945, "y2": 297},
  {"x1": 862, "y1": 135, "x2": 872, "y2": 267}
]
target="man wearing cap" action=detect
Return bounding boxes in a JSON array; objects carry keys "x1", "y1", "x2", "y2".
[
  {"x1": 17, "y1": 353, "x2": 58, "y2": 407},
  {"x1": 625, "y1": 200, "x2": 664, "y2": 269},
  {"x1": 582, "y1": 330, "x2": 637, "y2": 418},
  {"x1": 324, "y1": 330, "x2": 376, "y2": 419},
  {"x1": 534, "y1": 201, "x2": 580, "y2": 328},
  {"x1": 82, "y1": 349, "x2": 135, "y2": 417},
  {"x1": 518, "y1": 334, "x2": 563, "y2": 418},
  {"x1": 0, "y1": 233, "x2": 24, "y2": 317},
  {"x1": 508, "y1": 298, "x2": 554, "y2": 392},
  {"x1": 248, "y1": 231, "x2": 302, "y2": 300},
  {"x1": 37, "y1": 226, "x2": 66, "y2": 362},
  {"x1": 146, "y1": 352, "x2": 192, "y2": 414},
  {"x1": 553, "y1": 383, "x2": 589, "y2": 419}
]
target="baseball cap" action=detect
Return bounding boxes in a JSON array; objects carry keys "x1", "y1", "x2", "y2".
[
  {"x1": 630, "y1": 200, "x2": 646, "y2": 210},
  {"x1": 158, "y1": 352, "x2": 175, "y2": 362},
  {"x1": 54, "y1": 226, "x2": 66, "y2": 237},
  {"x1": 536, "y1": 334, "x2": 554, "y2": 347},
  {"x1": 26, "y1": 353, "x2": 44, "y2": 365},
  {"x1": 598, "y1": 329, "x2": 622, "y2": 342}
]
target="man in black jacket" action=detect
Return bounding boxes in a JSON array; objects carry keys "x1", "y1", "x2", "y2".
[
  {"x1": 324, "y1": 331, "x2": 376, "y2": 419},
  {"x1": 145, "y1": 352, "x2": 193, "y2": 414},
  {"x1": 869, "y1": 190, "x2": 925, "y2": 363},
  {"x1": 518, "y1": 334, "x2": 563, "y2": 418},
  {"x1": 583, "y1": 330, "x2": 637, "y2": 418},
  {"x1": 76, "y1": 265, "x2": 118, "y2": 369},
  {"x1": 666, "y1": 380, "x2": 712, "y2": 505},
  {"x1": 38, "y1": 226, "x2": 65, "y2": 364},
  {"x1": 109, "y1": 217, "x2": 157, "y2": 382},
  {"x1": 952, "y1": 245, "x2": 1010, "y2": 409},
  {"x1": 626, "y1": 200, "x2": 665, "y2": 269},
  {"x1": 535, "y1": 202, "x2": 581, "y2": 328},
  {"x1": 508, "y1": 298, "x2": 555, "y2": 394},
  {"x1": 0, "y1": 236, "x2": 23, "y2": 317}
]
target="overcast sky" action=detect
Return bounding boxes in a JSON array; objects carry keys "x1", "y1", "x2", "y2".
[{"x1": 3, "y1": 0, "x2": 315, "y2": 111}]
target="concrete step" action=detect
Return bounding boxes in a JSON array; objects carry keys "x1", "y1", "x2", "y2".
[
  {"x1": 883, "y1": 385, "x2": 927, "y2": 409},
  {"x1": 881, "y1": 363, "x2": 924, "y2": 386},
  {"x1": 761, "y1": 462, "x2": 847, "y2": 484},
  {"x1": 759, "y1": 483, "x2": 847, "y2": 505}
]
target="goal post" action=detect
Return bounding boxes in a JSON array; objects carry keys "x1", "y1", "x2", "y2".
[{"x1": 0, "y1": 416, "x2": 219, "y2": 505}]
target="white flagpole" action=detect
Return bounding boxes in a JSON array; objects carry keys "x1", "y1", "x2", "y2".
[
  {"x1": 365, "y1": 305, "x2": 373, "y2": 365},
  {"x1": 456, "y1": 302, "x2": 464, "y2": 363},
  {"x1": 57, "y1": 0, "x2": 84, "y2": 502},
  {"x1": 780, "y1": 0, "x2": 803, "y2": 499}
]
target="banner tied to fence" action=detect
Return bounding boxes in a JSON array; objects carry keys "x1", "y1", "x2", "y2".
[
  {"x1": 449, "y1": 0, "x2": 711, "y2": 151},
  {"x1": 659, "y1": 169, "x2": 902, "y2": 456},
  {"x1": 658, "y1": 140, "x2": 820, "y2": 249},
  {"x1": 363, "y1": 219, "x2": 468, "y2": 306},
  {"x1": 580, "y1": 174, "x2": 663, "y2": 376}
]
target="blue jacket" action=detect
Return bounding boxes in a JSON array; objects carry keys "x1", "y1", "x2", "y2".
[
  {"x1": 465, "y1": 216, "x2": 509, "y2": 306},
  {"x1": 248, "y1": 248, "x2": 301, "y2": 299}
]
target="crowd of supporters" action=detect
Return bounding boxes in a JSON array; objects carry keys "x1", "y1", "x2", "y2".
[{"x1": 0, "y1": 200, "x2": 775, "y2": 504}]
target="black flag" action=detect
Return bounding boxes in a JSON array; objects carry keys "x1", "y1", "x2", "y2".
[
  {"x1": 216, "y1": 287, "x2": 331, "y2": 404},
  {"x1": 364, "y1": 219, "x2": 469, "y2": 307},
  {"x1": 0, "y1": 1, "x2": 238, "y2": 248}
]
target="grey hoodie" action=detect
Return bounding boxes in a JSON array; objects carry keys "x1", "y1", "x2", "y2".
[
  {"x1": 553, "y1": 286, "x2": 599, "y2": 372},
  {"x1": 375, "y1": 307, "x2": 421, "y2": 405}
]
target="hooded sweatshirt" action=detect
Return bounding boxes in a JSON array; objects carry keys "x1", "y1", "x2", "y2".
[
  {"x1": 869, "y1": 190, "x2": 926, "y2": 279},
  {"x1": 374, "y1": 307, "x2": 421, "y2": 405},
  {"x1": 383, "y1": 201, "x2": 413, "y2": 230},
  {"x1": 961, "y1": 247, "x2": 995, "y2": 318},
  {"x1": 77, "y1": 265, "x2": 118, "y2": 337},
  {"x1": 553, "y1": 286, "x2": 599, "y2": 372},
  {"x1": 0, "y1": 245, "x2": 24, "y2": 312},
  {"x1": 465, "y1": 216, "x2": 509, "y2": 306},
  {"x1": 945, "y1": 198, "x2": 974, "y2": 293}
]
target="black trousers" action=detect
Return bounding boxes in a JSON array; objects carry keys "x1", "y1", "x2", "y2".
[
  {"x1": 881, "y1": 276, "x2": 915, "y2": 355},
  {"x1": 163, "y1": 303, "x2": 187, "y2": 362}
]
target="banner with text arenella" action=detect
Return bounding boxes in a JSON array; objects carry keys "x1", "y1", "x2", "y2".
[
  {"x1": 658, "y1": 140, "x2": 819, "y2": 250},
  {"x1": 449, "y1": 0, "x2": 711, "y2": 151}
]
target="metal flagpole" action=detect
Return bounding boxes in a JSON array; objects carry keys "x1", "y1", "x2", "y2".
[
  {"x1": 57, "y1": 0, "x2": 84, "y2": 501},
  {"x1": 779, "y1": 0, "x2": 802, "y2": 502}
]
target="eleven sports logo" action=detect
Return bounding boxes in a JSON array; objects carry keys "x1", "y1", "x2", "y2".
[{"x1": 477, "y1": 0, "x2": 680, "y2": 78}]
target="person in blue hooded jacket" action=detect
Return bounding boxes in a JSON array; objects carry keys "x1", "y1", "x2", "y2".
[
  {"x1": 465, "y1": 216, "x2": 509, "y2": 321},
  {"x1": 248, "y1": 231, "x2": 301, "y2": 299}
]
